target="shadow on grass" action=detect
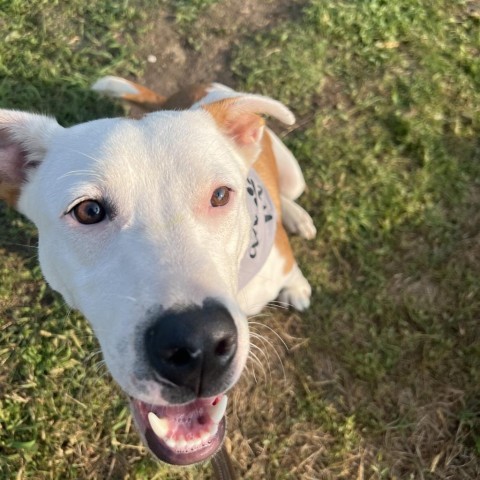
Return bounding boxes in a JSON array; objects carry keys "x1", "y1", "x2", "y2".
[{"x1": 0, "y1": 77, "x2": 123, "y2": 125}]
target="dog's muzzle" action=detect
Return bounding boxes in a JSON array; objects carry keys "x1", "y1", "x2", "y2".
[{"x1": 130, "y1": 300, "x2": 238, "y2": 465}]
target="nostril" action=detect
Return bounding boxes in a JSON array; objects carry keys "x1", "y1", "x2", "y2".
[
  {"x1": 164, "y1": 347, "x2": 199, "y2": 367},
  {"x1": 214, "y1": 335, "x2": 236, "y2": 357}
]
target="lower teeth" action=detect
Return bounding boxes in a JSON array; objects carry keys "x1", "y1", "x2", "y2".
[{"x1": 148, "y1": 412, "x2": 221, "y2": 452}]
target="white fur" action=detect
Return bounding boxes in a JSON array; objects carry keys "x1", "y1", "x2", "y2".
[
  {"x1": 0, "y1": 86, "x2": 314, "y2": 410},
  {"x1": 268, "y1": 127, "x2": 306, "y2": 200},
  {"x1": 281, "y1": 195, "x2": 317, "y2": 239},
  {"x1": 239, "y1": 246, "x2": 311, "y2": 315}
]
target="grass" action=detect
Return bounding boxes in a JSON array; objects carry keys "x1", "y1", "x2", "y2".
[
  {"x1": 231, "y1": 1, "x2": 480, "y2": 476},
  {"x1": 1, "y1": 0, "x2": 480, "y2": 478},
  {"x1": 172, "y1": 0, "x2": 219, "y2": 27}
]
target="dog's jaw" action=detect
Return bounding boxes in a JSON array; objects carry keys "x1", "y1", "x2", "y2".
[{"x1": 130, "y1": 395, "x2": 227, "y2": 465}]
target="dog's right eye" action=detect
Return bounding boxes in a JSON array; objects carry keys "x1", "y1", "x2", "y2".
[{"x1": 71, "y1": 200, "x2": 106, "y2": 225}]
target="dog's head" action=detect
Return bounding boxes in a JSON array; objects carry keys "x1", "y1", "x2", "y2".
[{"x1": 0, "y1": 96, "x2": 294, "y2": 465}]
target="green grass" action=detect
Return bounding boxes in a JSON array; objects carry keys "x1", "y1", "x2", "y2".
[
  {"x1": 172, "y1": 0, "x2": 219, "y2": 27},
  {"x1": 232, "y1": 0, "x2": 480, "y2": 476},
  {"x1": 0, "y1": 0, "x2": 145, "y2": 122},
  {"x1": 1, "y1": 0, "x2": 480, "y2": 478}
]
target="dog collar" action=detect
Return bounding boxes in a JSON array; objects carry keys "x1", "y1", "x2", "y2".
[{"x1": 238, "y1": 169, "x2": 277, "y2": 290}]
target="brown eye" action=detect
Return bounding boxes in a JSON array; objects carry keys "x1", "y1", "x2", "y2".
[
  {"x1": 72, "y1": 200, "x2": 106, "y2": 224},
  {"x1": 211, "y1": 187, "x2": 231, "y2": 207}
]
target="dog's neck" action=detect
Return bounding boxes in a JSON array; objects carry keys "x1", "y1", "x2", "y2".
[{"x1": 238, "y1": 169, "x2": 277, "y2": 290}]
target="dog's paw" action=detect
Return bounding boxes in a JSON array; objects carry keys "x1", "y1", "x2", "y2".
[
  {"x1": 277, "y1": 266, "x2": 312, "y2": 311},
  {"x1": 281, "y1": 197, "x2": 317, "y2": 240}
]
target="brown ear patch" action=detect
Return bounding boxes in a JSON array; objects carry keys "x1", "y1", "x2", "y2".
[
  {"x1": 0, "y1": 132, "x2": 28, "y2": 206},
  {"x1": 202, "y1": 97, "x2": 233, "y2": 124},
  {"x1": 203, "y1": 99, "x2": 265, "y2": 140},
  {"x1": 0, "y1": 181, "x2": 20, "y2": 206},
  {"x1": 227, "y1": 112, "x2": 265, "y2": 146},
  {"x1": 203, "y1": 98, "x2": 266, "y2": 165}
]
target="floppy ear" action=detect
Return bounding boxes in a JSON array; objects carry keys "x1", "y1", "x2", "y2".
[
  {"x1": 202, "y1": 95, "x2": 295, "y2": 165},
  {"x1": 0, "y1": 110, "x2": 61, "y2": 206}
]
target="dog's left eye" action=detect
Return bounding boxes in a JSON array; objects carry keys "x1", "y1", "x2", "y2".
[
  {"x1": 71, "y1": 200, "x2": 106, "y2": 225},
  {"x1": 211, "y1": 187, "x2": 231, "y2": 207}
]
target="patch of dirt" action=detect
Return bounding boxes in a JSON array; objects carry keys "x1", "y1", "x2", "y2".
[{"x1": 137, "y1": 0, "x2": 305, "y2": 95}]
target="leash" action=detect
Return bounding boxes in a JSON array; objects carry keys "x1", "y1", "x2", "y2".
[{"x1": 211, "y1": 444, "x2": 237, "y2": 480}]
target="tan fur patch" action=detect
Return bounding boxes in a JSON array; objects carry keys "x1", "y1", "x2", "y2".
[
  {"x1": 0, "y1": 181, "x2": 20, "y2": 206},
  {"x1": 125, "y1": 83, "x2": 211, "y2": 113},
  {"x1": 121, "y1": 81, "x2": 167, "y2": 111},
  {"x1": 253, "y1": 131, "x2": 295, "y2": 275},
  {"x1": 274, "y1": 223, "x2": 295, "y2": 274},
  {"x1": 202, "y1": 98, "x2": 266, "y2": 136},
  {"x1": 203, "y1": 99, "x2": 267, "y2": 166},
  {"x1": 202, "y1": 98, "x2": 236, "y2": 125}
]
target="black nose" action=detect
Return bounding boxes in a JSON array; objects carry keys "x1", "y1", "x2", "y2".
[{"x1": 145, "y1": 300, "x2": 238, "y2": 396}]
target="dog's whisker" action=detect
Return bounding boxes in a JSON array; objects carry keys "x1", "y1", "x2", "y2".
[
  {"x1": 0, "y1": 242, "x2": 38, "y2": 249},
  {"x1": 245, "y1": 358, "x2": 259, "y2": 384},
  {"x1": 268, "y1": 299, "x2": 294, "y2": 310},
  {"x1": 266, "y1": 301, "x2": 293, "y2": 311},
  {"x1": 249, "y1": 321, "x2": 289, "y2": 352},
  {"x1": 57, "y1": 169, "x2": 103, "y2": 181},
  {"x1": 247, "y1": 357, "x2": 265, "y2": 383},
  {"x1": 84, "y1": 348, "x2": 103, "y2": 363},
  {"x1": 249, "y1": 343, "x2": 271, "y2": 380},
  {"x1": 244, "y1": 301, "x2": 273, "y2": 313},
  {"x1": 248, "y1": 345, "x2": 269, "y2": 374},
  {"x1": 251, "y1": 333, "x2": 280, "y2": 374},
  {"x1": 247, "y1": 313, "x2": 272, "y2": 323},
  {"x1": 249, "y1": 329, "x2": 287, "y2": 382},
  {"x1": 260, "y1": 304, "x2": 281, "y2": 313},
  {"x1": 23, "y1": 253, "x2": 40, "y2": 263},
  {"x1": 65, "y1": 148, "x2": 103, "y2": 165},
  {"x1": 249, "y1": 330, "x2": 273, "y2": 348},
  {"x1": 100, "y1": 293, "x2": 139, "y2": 304},
  {"x1": 250, "y1": 338, "x2": 285, "y2": 384},
  {"x1": 96, "y1": 366, "x2": 112, "y2": 382},
  {"x1": 244, "y1": 297, "x2": 293, "y2": 315},
  {"x1": 92, "y1": 359, "x2": 107, "y2": 374},
  {"x1": 250, "y1": 334, "x2": 285, "y2": 366},
  {"x1": 57, "y1": 170, "x2": 95, "y2": 179}
]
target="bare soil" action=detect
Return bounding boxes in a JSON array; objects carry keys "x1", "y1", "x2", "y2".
[{"x1": 137, "y1": 0, "x2": 305, "y2": 96}]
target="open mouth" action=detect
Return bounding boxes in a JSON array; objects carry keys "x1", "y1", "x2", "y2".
[{"x1": 130, "y1": 395, "x2": 228, "y2": 465}]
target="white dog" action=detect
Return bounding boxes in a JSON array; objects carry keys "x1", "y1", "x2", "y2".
[{"x1": 0, "y1": 78, "x2": 315, "y2": 466}]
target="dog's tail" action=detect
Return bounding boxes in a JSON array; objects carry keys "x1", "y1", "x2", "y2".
[{"x1": 91, "y1": 76, "x2": 167, "y2": 111}]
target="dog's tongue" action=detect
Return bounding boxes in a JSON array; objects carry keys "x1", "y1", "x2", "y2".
[{"x1": 130, "y1": 395, "x2": 227, "y2": 466}]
